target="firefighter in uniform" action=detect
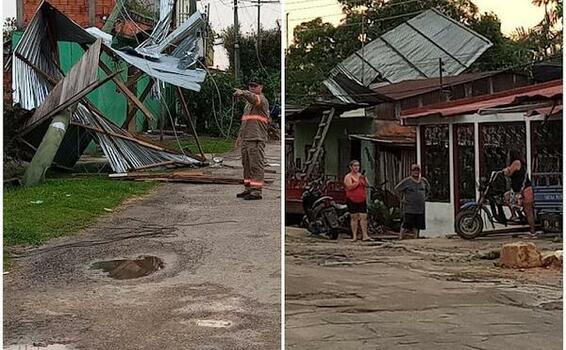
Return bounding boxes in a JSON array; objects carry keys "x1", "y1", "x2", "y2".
[{"x1": 234, "y1": 79, "x2": 270, "y2": 200}]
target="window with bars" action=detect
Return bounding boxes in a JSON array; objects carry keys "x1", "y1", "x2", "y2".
[
  {"x1": 531, "y1": 120, "x2": 562, "y2": 186},
  {"x1": 479, "y1": 123, "x2": 526, "y2": 178},
  {"x1": 421, "y1": 125, "x2": 450, "y2": 202},
  {"x1": 455, "y1": 124, "x2": 475, "y2": 206}
]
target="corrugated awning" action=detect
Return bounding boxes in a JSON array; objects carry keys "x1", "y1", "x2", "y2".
[
  {"x1": 350, "y1": 134, "x2": 416, "y2": 146},
  {"x1": 401, "y1": 80, "x2": 563, "y2": 120}
]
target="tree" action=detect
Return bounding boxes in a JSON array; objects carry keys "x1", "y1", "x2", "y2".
[
  {"x1": 3, "y1": 17, "x2": 17, "y2": 41},
  {"x1": 181, "y1": 27, "x2": 281, "y2": 138}
]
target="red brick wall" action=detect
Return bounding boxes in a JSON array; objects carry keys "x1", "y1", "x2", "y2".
[{"x1": 23, "y1": 0, "x2": 117, "y2": 28}]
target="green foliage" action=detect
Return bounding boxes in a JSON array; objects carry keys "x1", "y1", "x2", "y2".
[
  {"x1": 162, "y1": 135, "x2": 235, "y2": 155},
  {"x1": 4, "y1": 177, "x2": 157, "y2": 246},
  {"x1": 3, "y1": 17, "x2": 16, "y2": 41},
  {"x1": 181, "y1": 27, "x2": 280, "y2": 138},
  {"x1": 368, "y1": 199, "x2": 401, "y2": 232}
]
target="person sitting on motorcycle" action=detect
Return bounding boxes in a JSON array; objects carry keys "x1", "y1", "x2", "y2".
[
  {"x1": 503, "y1": 149, "x2": 536, "y2": 237},
  {"x1": 343, "y1": 160, "x2": 372, "y2": 241}
]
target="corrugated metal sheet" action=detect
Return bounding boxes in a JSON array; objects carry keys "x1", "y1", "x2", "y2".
[
  {"x1": 13, "y1": 1, "x2": 203, "y2": 172},
  {"x1": 401, "y1": 79, "x2": 563, "y2": 120},
  {"x1": 325, "y1": 9, "x2": 493, "y2": 102},
  {"x1": 71, "y1": 104, "x2": 201, "y2": 173},
  {"x1": 22, "y1": 40, "x2": 102, "y2": 132},
  {"x1": 111, "y1": 49, "x2": 206, "y2": 91}
]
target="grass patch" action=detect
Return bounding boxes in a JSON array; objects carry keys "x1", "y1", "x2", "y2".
[
  {"x1": 164, "y1": 135, "x2": 235, "y2": 155},
  {"x1": 4, "y1": 177, "x2": 157, "y2": 246}
]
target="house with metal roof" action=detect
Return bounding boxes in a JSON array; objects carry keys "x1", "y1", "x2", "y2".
[{"x1": 400, "y1": 79, "x2": 563, "y2": 235}]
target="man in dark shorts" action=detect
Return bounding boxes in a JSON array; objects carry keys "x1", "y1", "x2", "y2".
[{"x1": 394, "y1": 164, "x2": 430, "y2": 239}]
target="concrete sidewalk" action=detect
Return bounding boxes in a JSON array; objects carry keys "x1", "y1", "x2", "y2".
[{"x1": 4, "y1": 143, "x2": 282, "y2": 350}]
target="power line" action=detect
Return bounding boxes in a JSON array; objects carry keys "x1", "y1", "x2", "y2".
[
  {"x1": 289, "y1": 9, "x2": 424, "y2": 26},
  {"x1": 287, "y1": 0, "x2": 421, "y2": 13}
]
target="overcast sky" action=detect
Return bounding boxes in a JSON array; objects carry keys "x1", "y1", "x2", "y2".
[{"x1": 2, "y1": 0, "x2": 281, "y2": 69}]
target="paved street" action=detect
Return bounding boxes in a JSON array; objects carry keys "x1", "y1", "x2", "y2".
[
  {"x1": 4, "y1": 144, "x2": 281, "y2": 350},
  {"x1": 286, "y1": 227, "x2": 563, "y2": 350}
]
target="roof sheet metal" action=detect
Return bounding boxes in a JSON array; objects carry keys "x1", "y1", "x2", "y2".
[
  {"x1": 325, "y1": 8, "x2": 493, "y2": 102},
  {"x1": 401, "y1": 79, "x2": 563, "y2": 120},
  {"x1": 23, "y1": 40, "x2": 103, "y2": 132}
]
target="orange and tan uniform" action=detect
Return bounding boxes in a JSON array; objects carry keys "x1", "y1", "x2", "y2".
[{"x1": 238, "y1": 90, "x2": 270, "y2": 192}]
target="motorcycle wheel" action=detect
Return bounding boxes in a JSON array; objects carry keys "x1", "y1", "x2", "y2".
[{"x1": 455, "y1": 209, "x2": 484, "y2": 240}]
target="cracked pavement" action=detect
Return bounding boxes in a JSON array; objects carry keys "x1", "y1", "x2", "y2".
[{"x1": 285, "y1": 227, "x2": 563, "y2": 349}]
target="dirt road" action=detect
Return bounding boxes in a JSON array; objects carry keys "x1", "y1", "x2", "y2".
[
  {"x1": 4, "y1": 144, "x2": 281, "y2": 350},
  {"x1": 286, "y1": 227, "x2": 563, "y2": 350}
]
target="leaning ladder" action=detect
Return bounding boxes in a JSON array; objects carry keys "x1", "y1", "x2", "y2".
[{"x1": 304, "y1": 108, "x2": 336, "y2": 179}]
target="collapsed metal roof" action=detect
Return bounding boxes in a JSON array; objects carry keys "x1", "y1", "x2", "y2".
[
  {"x1": 324, "y1": 9, "x2": 493, "y2": 102},
  {"x1": 12, "y1": 1, "x2": 203, "y2": 172}
]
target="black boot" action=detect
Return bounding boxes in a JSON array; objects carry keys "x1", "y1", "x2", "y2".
[
  {"x1": 236, "y1": 188, "x2": 251, "y2": 198},
  {"x1": 244, "y1": 190, "x2": 262, "y2": 200}
]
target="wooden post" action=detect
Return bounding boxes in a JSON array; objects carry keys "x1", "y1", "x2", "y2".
[
  {"x1": 16, "y1": 0, "x2": 24, "y2": 28},
  {"x1": 88, "y1": 0, "x2": 97, "y2": 27},
  {"x1": 22, "y1": 111, "x2": 71, "y2": 186},
  {"x1": 127, "y1": 65, "x2": 138, "y2": 133},
  {"x1": 102, "y1": 0, "x2": 126, "y2": 33}
]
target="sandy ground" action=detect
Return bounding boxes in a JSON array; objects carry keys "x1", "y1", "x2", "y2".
[
  {"x1": 285, "y1": 227, "x2": 563, "y2": 350},
  {"x1": 4, "y1": 143, "x2": 282, "y2": 350}
]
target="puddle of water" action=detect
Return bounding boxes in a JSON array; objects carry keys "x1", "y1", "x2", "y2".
[
  {"x1": 91, "y1": 256, "x2": 164, "y2": 280},
  {"x1": 194, "y1": 319, "x2": 233, "y2": 328},
  {"x1": 5, "y1": 345, "x2": 72, "y2": 350}
]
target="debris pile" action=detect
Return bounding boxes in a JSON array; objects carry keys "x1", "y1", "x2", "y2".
[{"x1": 11, "y1": 1, "x2": 211, "y2": 185}]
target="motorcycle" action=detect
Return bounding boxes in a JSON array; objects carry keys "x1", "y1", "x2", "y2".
[
  {"x1": 455, "y1": 170, "x2": 527, "y2": 239},
  {"x1": 301, "y1": 179, "x2": 350, "y2": 240}
]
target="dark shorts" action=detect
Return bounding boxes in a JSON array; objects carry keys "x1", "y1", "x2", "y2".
[
  {"x1": 347, "y1": 200, "x2": 367, "y2": 214},
  {"x1": 402, "y1": 213, "x2": 426, "y2": 230}
]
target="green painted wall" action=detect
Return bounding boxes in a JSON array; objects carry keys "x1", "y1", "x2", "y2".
[{"x1": 293, "y1": 117, "x2": 374, "y2": 178}]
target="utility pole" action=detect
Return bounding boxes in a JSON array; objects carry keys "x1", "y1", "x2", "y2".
[
  {"x1": 361, "y1": 14, "x2": 365, "y2": 85},
  {"x1": 439, "y1": 57, "x2": 444, "y2": 88},
  {"x1": 257, "y1": 0, "x2": 261, "y2": 51},
  {"x1": 286, "y1": 12, "x2": 289, "y2": 52},
  {"x1": 234, "y1": 0, "x2": 241, "y2": 81}
]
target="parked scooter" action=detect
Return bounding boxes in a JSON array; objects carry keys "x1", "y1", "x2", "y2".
[
  {"x1": 301, "y1": 179, "x2": 349, "y2": 240},
  {"x1": 455, "y1": 170, "x2": 527, "y2": 239}
]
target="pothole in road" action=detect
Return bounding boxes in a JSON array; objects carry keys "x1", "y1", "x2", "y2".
[{"x1": 90, "y1": 256, "x2": 164, "y2": 280}]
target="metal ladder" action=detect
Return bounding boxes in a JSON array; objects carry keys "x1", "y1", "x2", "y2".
[{"x1": 304, "y1": 108, "x2": 336, "y2": 179}]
